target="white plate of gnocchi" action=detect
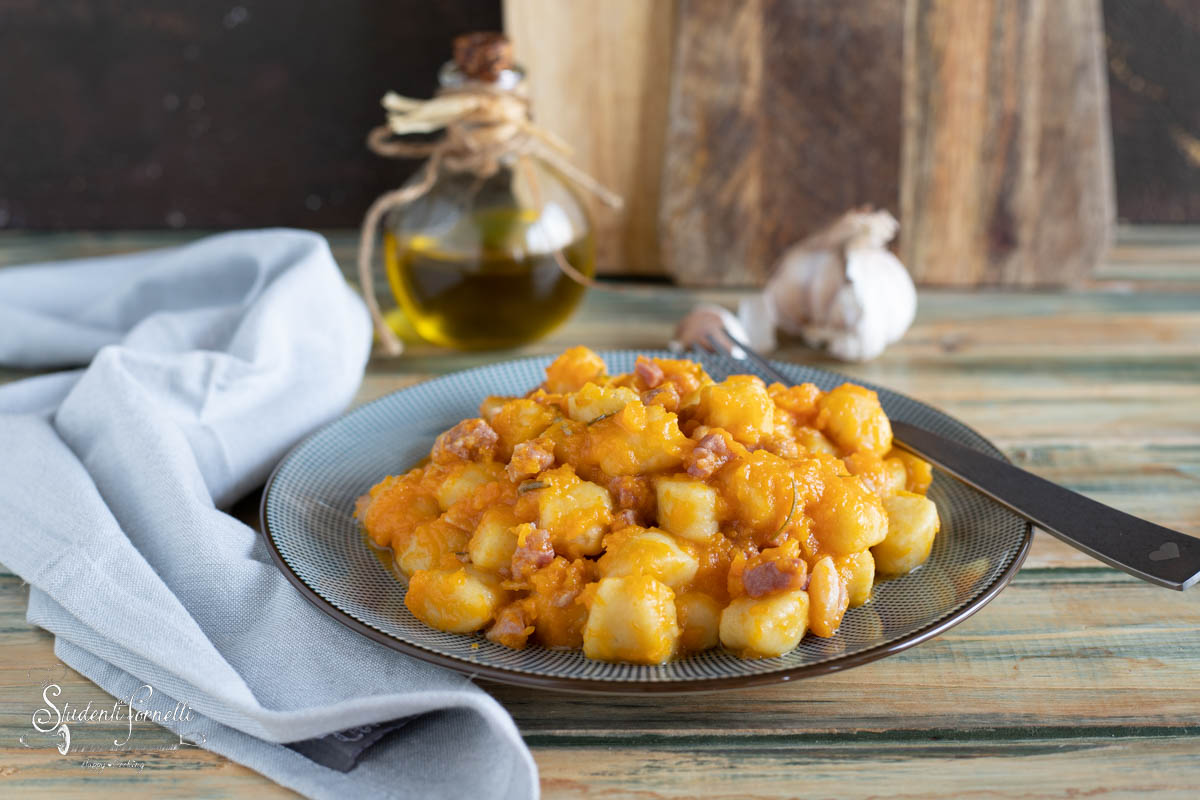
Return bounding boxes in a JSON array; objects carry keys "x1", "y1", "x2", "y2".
[{"x1": 261, "y1": 348, "x2": 1031, "y2": 692}]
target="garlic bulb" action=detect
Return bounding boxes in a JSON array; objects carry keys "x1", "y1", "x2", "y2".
[{"x1": 739, "y1": 208, "x2": 916, "y2": 362}]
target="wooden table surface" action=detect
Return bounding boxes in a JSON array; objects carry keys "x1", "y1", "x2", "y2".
[{"x1": 2, "y1": 227, "x2": 1199, "y2": 798}]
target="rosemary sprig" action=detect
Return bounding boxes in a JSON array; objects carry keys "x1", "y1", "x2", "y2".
[{"x1": 773, "y1": 476, "x2": 798, "y2": 539}]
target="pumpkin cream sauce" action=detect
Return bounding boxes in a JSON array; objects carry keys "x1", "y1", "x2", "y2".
[{"x1": 355, "y1": 347, "x2": 939, "y2": 664}]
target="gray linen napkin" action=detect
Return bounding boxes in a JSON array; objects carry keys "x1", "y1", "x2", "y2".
[{"x1": 0, "y1": 230, "x2": 538, "y2": 799}]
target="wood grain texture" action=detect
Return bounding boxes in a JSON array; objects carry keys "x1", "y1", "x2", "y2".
[
  {"x1": 533, "y1": 737, "x2": 1200, "y2": 800},
  {"x1": 660, "y1": 0, "x2": 904, "y2": 286},
  {"x1": 504, "y1": 0, "x2": 676, "y2": 275},
  {"x1": 901, "y1": 0, "x2": 1116, "y2": 286},
  {"x1": 3, "y1": 223, "x2": 1199, "y2": 289},
  {"x1": 1, "y1": 229, "x2": 1199, "y2": 797}
]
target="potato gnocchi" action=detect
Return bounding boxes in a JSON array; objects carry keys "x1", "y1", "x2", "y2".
[{"x1": 357, "y1": 347, "x2": 940, "y2": 664}]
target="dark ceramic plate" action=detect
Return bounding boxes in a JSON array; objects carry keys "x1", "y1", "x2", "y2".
[{"x1": 261, "y1": 350, "x2": 1031, "y2": 693}]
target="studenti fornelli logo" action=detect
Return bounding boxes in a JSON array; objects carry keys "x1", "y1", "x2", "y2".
[{"x1": 20, "y1": 665, "x2": 206, "y2": 756}]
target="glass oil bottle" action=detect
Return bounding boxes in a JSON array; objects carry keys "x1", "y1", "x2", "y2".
[{"x1": 379, "y1": 53, "x2": 596, "y2": 350}]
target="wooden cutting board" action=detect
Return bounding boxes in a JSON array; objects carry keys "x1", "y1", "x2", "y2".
[
  {"x1": 901, "y1": 0, "x2": 1115, "y2": 286},
  {"x1": 505, "y1": 0, "x2": 677, "y2": 276},
  {"x1": 660, "y1": 0, "x2": 905, "y2": 286},
  {"x1": 660, "y1": 0, "x2": 1114, "y2": 288}
]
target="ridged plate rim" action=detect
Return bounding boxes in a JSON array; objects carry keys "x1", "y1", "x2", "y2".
[{"x1": 260, "y1": 350, "x2": 1032, "y2": 694}]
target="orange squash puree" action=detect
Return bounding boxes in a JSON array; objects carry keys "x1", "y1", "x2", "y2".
[{"x1": 357, "y1": 348, "x2": 940, "y2": 664}]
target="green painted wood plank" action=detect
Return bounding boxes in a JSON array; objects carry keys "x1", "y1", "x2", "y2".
[
  {"x1": 3, "y1": 566, "x2": 1198, "y2": 738},
  {"x1": 528, "y1": 737, "x2": 1200, "y2": 799},
  {"x1": 0, "y1": 227, "x2": 1198, "y2": 796}
]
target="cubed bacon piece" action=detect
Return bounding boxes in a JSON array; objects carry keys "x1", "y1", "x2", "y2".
[
  {"x1": 684, "y1": 432, "x2": 734, "y2": 479},
  {"x1": 486, "y1": 602, "x2": 534, "y2": 649},
  {"x1": 510, "y1": 524, "x2": 556, "y2": 580},
  {"x1": 611, "y1": 508, "x2": 641, "y2": 530},
  {"x1": 606, "y1": 475, "x2": 655, "y2": 528},
  {"x1": 609, "y1": 475, "x2": 651, "y2": 510},
  {"x1": 641, "y1": 383, "x2": 681, "y2": 413},
  {"x1": 431, "y1": 418, "x2": 499, "y2": 464},
  {"x1": 742, "y1": 558, "x2": 808, "y2": 598},
  {"x1": 506, "y1": 438, "x2": 556, "y2": 481},
  {"x1": 763, "y1": 423, "x2": 800, "y2": 460},
  {"x1": 634, "y1": 357, "x2": 665, "y2": 389}
]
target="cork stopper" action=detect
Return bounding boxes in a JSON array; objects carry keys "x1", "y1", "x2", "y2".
[{"x1": 452, "y1": 32, "x2": 514, "y2": 83}]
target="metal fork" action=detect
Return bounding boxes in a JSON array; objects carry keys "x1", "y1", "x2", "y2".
[{"x1": 694, "y1": 331, "x2": 1200, "y2": 591}]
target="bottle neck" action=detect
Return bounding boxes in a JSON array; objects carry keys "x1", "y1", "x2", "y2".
[{"x1": 438, "y1": 60, "x2": 525, "y2": 91}]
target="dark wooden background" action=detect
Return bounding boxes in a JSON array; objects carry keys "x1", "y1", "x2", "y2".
[
  {"x1": 1104, "y1": 0, "x2": 1200, "y2": 223},
  {"x1": 0, "y1": 0, "x2": 1195, "y2": 230},
  {"x1": 0, "y1": 0, "x2": 500, "y2": 230}
]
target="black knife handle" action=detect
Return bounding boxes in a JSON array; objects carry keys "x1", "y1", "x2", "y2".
[
  {"x1": 890, "y1": 420, "x2": 1200, "y2": 590},
  {"x1": 695, "y1": 338, "x2": 1200, "y2": 590}
]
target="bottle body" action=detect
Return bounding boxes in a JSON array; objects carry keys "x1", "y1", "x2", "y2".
[{"x1": 382, "y1": 158, "x2": 595, "y2": 350}]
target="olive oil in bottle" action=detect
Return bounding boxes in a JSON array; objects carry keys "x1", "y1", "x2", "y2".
[
  {"x1": 383, "y1": 206, "x2": 595, "y2": 350},
  {"x1": 364, "y1": 33, "x2": 601, "y2": 352}
]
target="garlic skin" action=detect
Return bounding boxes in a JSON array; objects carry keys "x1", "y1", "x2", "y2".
[{"x1": 740, "y1": 209, "x2": 916, "y2": 362}]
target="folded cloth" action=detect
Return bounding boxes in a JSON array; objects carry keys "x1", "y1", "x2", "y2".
[{"x1": 0, "y1": 230, "x2": 537, "y2": 799}]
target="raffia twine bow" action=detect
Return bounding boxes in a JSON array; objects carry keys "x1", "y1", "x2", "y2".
[{"x1": 358, "y1": 83, "x2": 623, "y2": 356}]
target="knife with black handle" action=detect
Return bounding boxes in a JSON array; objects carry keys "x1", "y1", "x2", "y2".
[{"x1": 699, "y1": 333, "x2": 1200, "y2": 591}]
